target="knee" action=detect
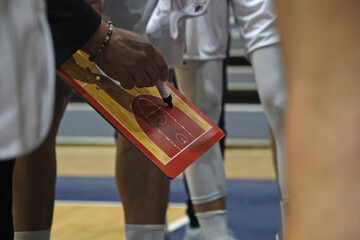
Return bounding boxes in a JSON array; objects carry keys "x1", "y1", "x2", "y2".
[
  {"x1": 261, "y1": 88, "x2": 286, "y2": 121},
  {"x1": 273, "y1": 91, "x2": 286, "y2": 118}
]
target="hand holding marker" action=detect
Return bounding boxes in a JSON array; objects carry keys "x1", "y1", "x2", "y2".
[{"x1": 95, "y1": 65, "x2": 173, "y2": 108}]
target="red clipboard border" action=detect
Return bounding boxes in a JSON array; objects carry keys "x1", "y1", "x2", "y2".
[{"x1": 57, "y1": 68, "x2": 225, "y2": 179}]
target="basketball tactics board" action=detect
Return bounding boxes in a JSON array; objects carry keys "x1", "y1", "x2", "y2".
[{"x1": 57, "y1": 51, "x2": 225, "y2": 179}]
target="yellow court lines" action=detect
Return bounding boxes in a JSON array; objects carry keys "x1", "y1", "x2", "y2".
[
  {"x1": 56, "y1": 145, "x2": 276, "y2": 179},
  {"x1": 56, "y1": 145, "x2": 116, "y2": 177},
  {"x1": 52, "y1": 201, "x2": 188, "y2": 240},
  {"x1": 224, "y1": 147, "x2": 276, "y2": 179}
]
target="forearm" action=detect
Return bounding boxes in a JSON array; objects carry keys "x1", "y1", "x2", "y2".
[
  {"x1": 47, "y1": 0, "x2": 102, "y2": 66},
  {"x1": 48, "y1": 0, "x2": 168, "y2": 88},
  {"x1": 277, "y1": 0, "x2": 360, "y2": 239},
  {"x1": 81, "y1": 20, "x2": 108, "y2": 56}
]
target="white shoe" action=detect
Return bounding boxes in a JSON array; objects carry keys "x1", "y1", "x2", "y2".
[
  {"x1": 165, "y1": 224, "x2": 171, "y2": 240},
  {"x1": 183, "y1": 225, "x2": 238, "y2": 240},
  {"x1": 183, "y1": 225, "x2": 205, "y2": 240},
  {"x1": 227, "y1": 229, "x2": 238, "y2": 240},
  {"x1": 275, "y1": 233, "x2": 281, "y2": 240}
]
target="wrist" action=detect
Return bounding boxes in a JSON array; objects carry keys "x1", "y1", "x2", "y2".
[
  {"x1": 82, "y1": 20, "x2": 109, "y2": 56},
  {"x1": 89, "y1": 21, "x2": 113, "y2": 62}
]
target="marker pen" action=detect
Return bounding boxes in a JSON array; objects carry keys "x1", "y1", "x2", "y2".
[{"x1": 156, "y1": 80, "x2": 173, "y2": 108}]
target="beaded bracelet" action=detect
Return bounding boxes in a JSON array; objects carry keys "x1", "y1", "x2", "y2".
[{"x1": 89, "y1": 20, "x2": 113, "y2": 62}]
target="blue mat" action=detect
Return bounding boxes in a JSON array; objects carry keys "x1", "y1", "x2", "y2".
[{"x1": 56, "y1": 177, "x2": 281, "y2": 240}]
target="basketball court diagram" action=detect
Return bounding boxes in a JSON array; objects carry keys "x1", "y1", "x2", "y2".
[
  {"x1": 57, "y1": 51, "x2": 224, "y2": 178},
  {"x1": 132, "y1": 95, "x2": 209, "y2": 161}
]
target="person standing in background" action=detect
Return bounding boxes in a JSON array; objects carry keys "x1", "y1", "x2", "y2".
[
  {"x1": 276, "y1": 0, "x2": 360, "y2": 239},
  {"x1": 0, "y1": 0, "x2": 55, "y2": 238},
  {"x1": 10, "y1": 1, "x2": 169, "y2": 240}
]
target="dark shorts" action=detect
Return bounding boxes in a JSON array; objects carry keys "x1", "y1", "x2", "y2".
[{"x1": 0, "y1": 159, "x2": 15, "y2": 240}]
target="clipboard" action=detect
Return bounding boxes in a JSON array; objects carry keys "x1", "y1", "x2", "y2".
[{"x1": 57, "y1": 51, "x2": 224, "y2": 179}]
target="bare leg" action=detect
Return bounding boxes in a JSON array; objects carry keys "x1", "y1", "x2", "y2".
[
  {"x1": 0, "y1": 159, "x2": 15, "y2": 240},
  {"x1": 277, "y1": 0, "x2": 360, "y2": 239},
  {"x1": 115, "y1": 134, "x2": 170, "y2": 224},
  {"x1": 13, "y1": 79, "x2": 71, "y2": 232}
]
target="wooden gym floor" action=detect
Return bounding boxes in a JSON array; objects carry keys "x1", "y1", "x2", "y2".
[{"x1": 52, "y1": 145, "x2": 278, "y2": 240}]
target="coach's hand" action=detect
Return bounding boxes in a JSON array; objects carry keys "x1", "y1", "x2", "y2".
[{"x1": 82, "y1": 21, "x2": 169, "y2": 89}]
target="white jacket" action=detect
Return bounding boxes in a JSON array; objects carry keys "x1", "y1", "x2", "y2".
[{"x1": 0, "y1": 0, "x2": 55, "y2": 159}]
